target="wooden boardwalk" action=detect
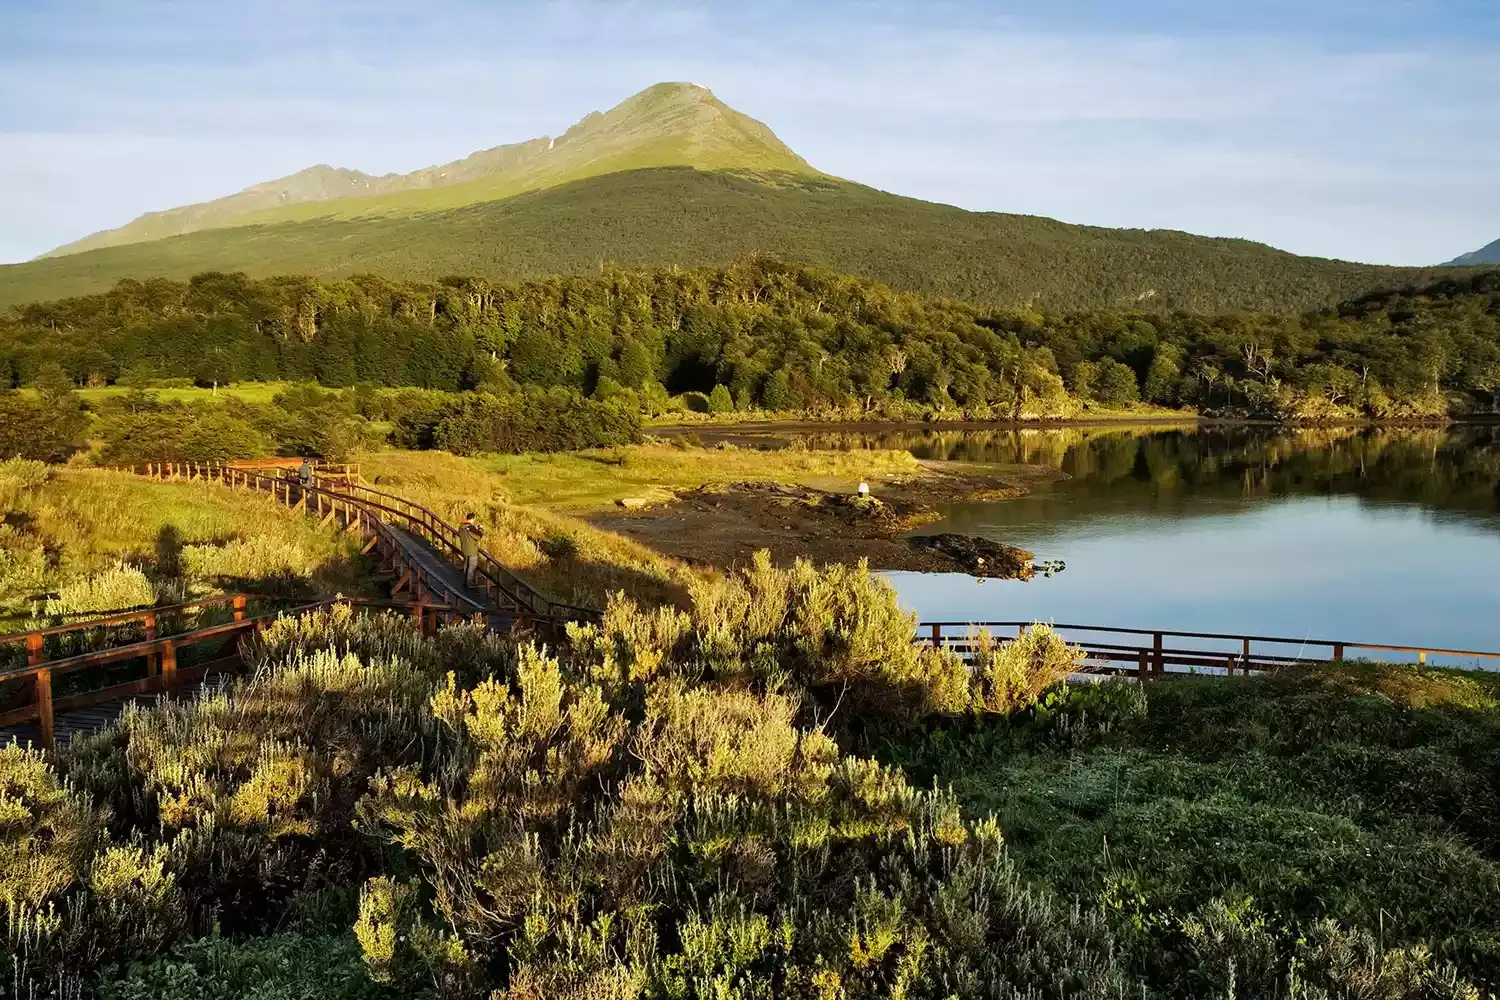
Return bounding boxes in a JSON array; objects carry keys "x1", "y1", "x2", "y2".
[{"x1": 1, "y1": 465, "x2": 593, "y2": 749}]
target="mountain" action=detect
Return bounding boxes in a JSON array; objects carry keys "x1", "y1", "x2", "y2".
[
  {"x1": 0, "y1": 82, "x2": 1452, "y2": 314},
  {"x1": 1446, "y1": 239, "x2": 1500, "y2": 267},
  {"x1": 44, "y1": 82, "x2": 816, "y2": 258}
]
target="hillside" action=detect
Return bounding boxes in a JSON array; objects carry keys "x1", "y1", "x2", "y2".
[
  {"x1": 1448, "y1": 238, "x2": 1500, "y2": 266},
  {"x1": 0, "y1": 168, "x2": 1445, "y2": 314},
  {"x1": 44, "y1": 83, "x2": 816, "y2": 258}
]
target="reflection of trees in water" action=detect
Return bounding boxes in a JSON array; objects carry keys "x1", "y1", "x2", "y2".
[{"x1": 765, "y1": 423, "x2": 1500, "y2": 522}]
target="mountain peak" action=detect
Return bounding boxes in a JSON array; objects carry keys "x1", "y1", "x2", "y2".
[
  {"x1": 42, "y1": 82, "x2": 817, "y2": 259},
  {"x1": 1445, "y1": 238, "x2": 1500, "y2": 267}
]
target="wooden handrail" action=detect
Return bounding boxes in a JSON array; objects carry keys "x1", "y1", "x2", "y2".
[
  {"x1": 0, "y1": 597, "x2": 468, "y2": 748},
  {"x1": 0, "y1": 594, "x2": 294, "y2": 645},
  {"x1": 919, "y1": 620, "x2": 1500, "y2": 675}
]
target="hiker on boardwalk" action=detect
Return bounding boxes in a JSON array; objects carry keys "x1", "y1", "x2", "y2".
[
  {"x1": 297, "y1": 458, "x2": 314, "y2": 498},
  {"x1": 459, "y1": 512, "x2": 485, "y2": 588}
]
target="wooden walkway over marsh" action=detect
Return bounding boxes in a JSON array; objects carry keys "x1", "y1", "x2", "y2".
[
  {"x1": 1, "y1": 463, "x2": 597, "y2": 749},
  {"x1": 4, "y1": 461, "x2": 1497, "y2": 750}
]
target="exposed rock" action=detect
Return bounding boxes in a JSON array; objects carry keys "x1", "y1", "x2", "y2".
[{"x1": 909, "y1": 533, "x2": 1036, "y2": 580}]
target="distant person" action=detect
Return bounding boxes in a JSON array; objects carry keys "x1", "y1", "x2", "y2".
[
  {"x1": 459, "y1": 513, "x2": 485, "y2": 587},
  {"x1": 298, "y1": 458, "x2": 314, "y2": 488}
]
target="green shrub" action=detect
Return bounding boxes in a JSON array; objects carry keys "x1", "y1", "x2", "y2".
[
  {"x1": 969, "y1": 623, "x2": 1080, "y2": 715},
  {"x1": 95, "y1": 932, "x2": 395, "y2": 1000},
  {"x1": 99, "y1": 405, "x2": 273, "y2": 464},
  {"x1": 0, "y1": 458, "x2": 48, "y2": 506},
  {"x1": 45, "y1": 562, "x2": 156, "y2": 616},
  {"x1": 707, "y1": 384, "x2": 734, "y2": 413}
]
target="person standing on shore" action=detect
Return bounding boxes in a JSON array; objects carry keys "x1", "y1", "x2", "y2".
[{"x1": 459, "y1": 513, "x2": 485, "y2": 588}]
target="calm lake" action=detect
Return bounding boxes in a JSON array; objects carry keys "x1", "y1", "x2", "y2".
[{"x1": 725, "y1": 424, "x2": 1500, "y2": 660}]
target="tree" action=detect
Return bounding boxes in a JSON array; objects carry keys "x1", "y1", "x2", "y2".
[
  {"x1": 707, "y1": 384, "x2": 734, "y2": 414},
  {"x1": 1071, "y1": 361, "x2": 1098, "y2": 401},
  {"x1": 762, "y1": 370, "x2": 792, "y2": 410},
  {"x1": 616, "y1": 338, "x2": 654, "y2": 389},
  {"x1": 1143, "y1": 344, "x2": 1183, "y2": 405},
  {"x1": 1093, "y1": 358, "x2": 1139, "y2": 407}
]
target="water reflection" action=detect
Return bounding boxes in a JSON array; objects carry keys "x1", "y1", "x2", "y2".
[{"x1": 712, "y1": 424, "x2": 1500, "y2": 654}]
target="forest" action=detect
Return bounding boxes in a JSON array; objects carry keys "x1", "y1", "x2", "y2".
[{"x1": 2, "y1": 258, "x2": 1499, "y2": 432}]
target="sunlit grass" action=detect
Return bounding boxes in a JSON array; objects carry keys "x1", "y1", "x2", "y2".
[{"x1": 382, "y1": 442, "x2": 924, "y2": 511}]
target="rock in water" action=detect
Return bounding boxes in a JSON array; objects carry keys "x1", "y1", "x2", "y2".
[{"x1": 909, "y1": 533, "x2": 1036, "y2": 580}]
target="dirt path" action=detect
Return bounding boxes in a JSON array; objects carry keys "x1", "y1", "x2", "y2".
[{"x1": 587, "y1": 463, "x2": 1065, "y2": 578}]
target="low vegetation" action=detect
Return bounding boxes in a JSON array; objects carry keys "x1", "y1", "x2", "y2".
[{"x1": 2, "y1": 562, "x2": 1493, "y2": 999}]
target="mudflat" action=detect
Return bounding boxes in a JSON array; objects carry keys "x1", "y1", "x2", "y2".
[{"x1": 587, "y1": 460, "x2": 1062, "y2": 577}]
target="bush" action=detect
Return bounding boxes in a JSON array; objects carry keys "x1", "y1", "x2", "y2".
[
  {"x1": 95, "y1": 932, "x2": 393, "y2": 1000},
  {"x1": 0, "y1": 457, "x2": 48, "y2": 506},
  {"x1": 707, "y1": 383, "x2": 734, "y2": 414},
  {"x1": 6, "y1": 594, "x2": 1489, "y2": 999},
  {"x1": 0, "y1": 390, "x2": 87, "y2": 462},
  {"x1": 969, "y1": 623, "x2": 1080, "y2": 715},
  {"x1": 45, "y1": 562, "x2": 157, "y2": 616},
  {"x1": 99, "y1": 404, "x2": 272, "y2": 464}
]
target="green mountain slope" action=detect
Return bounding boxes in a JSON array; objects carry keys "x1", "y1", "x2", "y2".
[
  {"x1": 1446, "y1": 239, "x2": 1500, "y2": 266},
  {"x1": 45, "y1": 82, "x2": 815, "y2": 257},
  {"x1": 1, "y1": 168, "x2": 1444, "y2": 314}
]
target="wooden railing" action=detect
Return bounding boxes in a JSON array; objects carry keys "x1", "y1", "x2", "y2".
[
  {"x1": 0, "y1": 597, "x2": 465, "y2": 748},
  {"x1": 331, "y1": 479, "x2": 596, "y2": 622},
  {"x1": 918, "y1": 621, "x2": 1500, "y2": 676},
  {"x1": 117, "y1": 462, "x2": 595, "y2": 624}
]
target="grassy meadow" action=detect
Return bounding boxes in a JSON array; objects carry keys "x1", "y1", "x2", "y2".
[{"x1": 0, "y1": 461, "x2": 368, "y2": 625}]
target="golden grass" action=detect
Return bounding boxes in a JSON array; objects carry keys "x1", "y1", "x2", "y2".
[
  {"x1": 376, "y1": 442, "x2": 925, "y2": 511},
  {"x1": 1, "y1": 468, "x2": 367, "y2": 617}
]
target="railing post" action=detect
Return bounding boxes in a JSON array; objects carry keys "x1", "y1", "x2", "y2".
[
  {"x1": 142, "y1": 612, "x2": 159, "y2": 676},
  {"x1": 1153, "y1": 632, "x2": 1164, "y2": 676},
  {"x1": 232, "y1": 595, "x2": 247, "y2": 622},
  {"x1": 1419, "y1": 650, "x2": 1427, "y2": 666},
  {"x1": 1332, "y1": 643, "x2": 1344, "y2": 662},
  {"x1": 930, "y1": 623, "x2": 942, "y2": 648},
  {"x1": 1242, "y1": 637, "x2": 1251, "y2": 671},
  {"x1": 1225, "y1": 654, "x2": 1236, "y2": 677},
  {"x1": 26, "y1": 632, "x2": 43, "y2": 667},
  {"x1": 36, "y1": 668, "x2": 54, "y2": 749},
  {"x1": 412, "y1": 601, "x2": 427, "y2": 635},
  {"x1": 161, "y1": 640, "x2": 177, "y2": 693},
  {"x1": 1137, "y1": 649, "x2": 1149, "y2": 680}
]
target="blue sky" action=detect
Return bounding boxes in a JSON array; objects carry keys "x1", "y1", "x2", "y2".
[{"x1": 2, "y1": 0, "x2": 1497, "y2": 266}]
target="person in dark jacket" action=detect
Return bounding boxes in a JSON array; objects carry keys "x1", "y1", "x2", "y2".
[
  {"x1": 295, "y1": 458, "x2": 314, "y2": 504},
  {"x1": 459, "y1": 513, "x2": 485, "y2": 587}
]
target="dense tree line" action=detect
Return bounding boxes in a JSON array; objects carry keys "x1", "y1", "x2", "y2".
[{"x1": 4, "y1": 259, "x2": 1499, "y2": 423}]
